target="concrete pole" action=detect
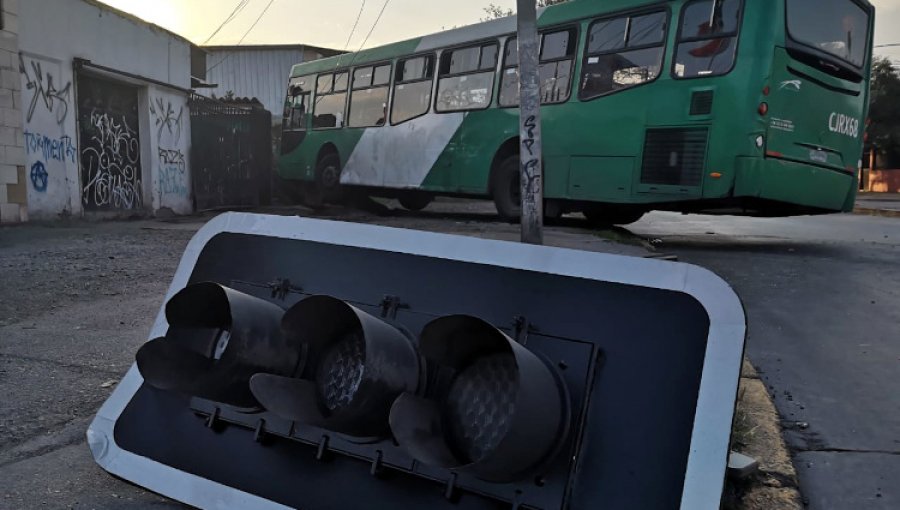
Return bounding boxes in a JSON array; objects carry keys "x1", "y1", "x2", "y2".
[{"x1": 516, "y1": 0, "x2": 544, "y2": 245}]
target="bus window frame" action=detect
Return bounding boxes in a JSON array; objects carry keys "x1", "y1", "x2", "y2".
[
  {"x1": 671, "y1": 0, "x2": 745, "y2": 80},
  {"x1": 348, "y1": 60, "x2": 393, "y2": 128},
  {"x1": 498, "y1": 24, "x2": 580, "y2": 109},
  {"x1": 284, "y1": 75, "x2": 314, "y2": 132},
  {"x1": 390, "y1": 52, "x2": 437, "y2": 126},
  {"x1": 578, "y1": 6, "x2": 671, "y2": 101},
  {"x1": 782, "y1": 0, "x2": 872, "y2": 81},
  {"x1": 312, "y1": 70, "x2": 350, "y2": 131},
  {"x1": 434, "y1": 39, "x2": 501, "y2": 114}
]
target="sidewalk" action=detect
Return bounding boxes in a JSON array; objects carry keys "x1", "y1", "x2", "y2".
[{"x1": 855, "y1": 193, "x2": 900, "y2": 217}]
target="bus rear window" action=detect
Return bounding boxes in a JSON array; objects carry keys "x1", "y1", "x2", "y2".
[
  {"x1": 673, "y1": 0, "x2": 742, "y2": 79},
  {"x1": 786, "y1": 0, "x2": 869, "y2": 69}
]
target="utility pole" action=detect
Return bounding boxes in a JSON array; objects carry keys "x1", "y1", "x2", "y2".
[{"x1": 516, "y1": 0, "x2": 544, "y2": 245}]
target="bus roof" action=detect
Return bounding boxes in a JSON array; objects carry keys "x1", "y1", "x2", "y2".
[{"x1": 290, "y1": 0, "x2": 667, "y2": 78}]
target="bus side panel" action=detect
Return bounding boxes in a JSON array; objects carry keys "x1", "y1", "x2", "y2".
[{"x1": 277, "y1": 130, "x2": 366, "y2": 183}]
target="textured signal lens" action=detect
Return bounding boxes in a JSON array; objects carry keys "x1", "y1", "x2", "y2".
[
  {"x1": 446, "y1": 353, "x2": 518, "y2": 463},
  {"x1": 316, "y1": 331, "x2": 366, "y2": 412}
]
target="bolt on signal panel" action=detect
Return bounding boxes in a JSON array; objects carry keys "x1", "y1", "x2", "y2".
[{"x1": 87, "y1": 213, "x2": 746, "y2": 510}]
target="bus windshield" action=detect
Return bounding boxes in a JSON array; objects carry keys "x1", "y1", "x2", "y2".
[{"x1": 786, "y1": 0, "x2": 870, "y2": 69}]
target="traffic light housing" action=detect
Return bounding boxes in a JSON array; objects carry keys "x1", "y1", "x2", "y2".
[{"x1": 87, "y1": 213, "x2": 746, "y2": 510}]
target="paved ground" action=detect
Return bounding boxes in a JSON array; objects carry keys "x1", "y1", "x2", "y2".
[
  {"x1": 629, "y1": 212, "x2": 900, "y2": 510},
  {"x1": 856, "y1": 192, "x2": 900, "y2": 214},
  {"x1": 0, "y1": 199, "x2": 898, "y2": 509}
]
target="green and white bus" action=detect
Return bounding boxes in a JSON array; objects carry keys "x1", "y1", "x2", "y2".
[{"x1": 278, "y1": 0, "x2": 875, "y2": 225}]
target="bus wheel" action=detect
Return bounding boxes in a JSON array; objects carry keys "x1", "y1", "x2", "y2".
[
  {"x1": 305, "y1": 153, "x2": 343, "y2": 208},
  {"x1": 491, "y1": 154, "x2": 521, "y2": 222},
  {"x1": 583, "y1": 206, "x2": 646, "y2": 227},
  {"x1": 398, "y1": 193, "x2": 433, "y2": 212}
]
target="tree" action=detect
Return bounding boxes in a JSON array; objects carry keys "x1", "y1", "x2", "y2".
[
  {"x1": 868, "y1": 56, "x2": 900, "y2": 164},
  {"x1": 482, "y1": 0, "x2": 567, "y2": 21}
]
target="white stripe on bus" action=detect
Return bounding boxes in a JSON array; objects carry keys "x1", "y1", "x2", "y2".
[{"x1": 341, "y1": 112, "x2": 466, "y2": 188}]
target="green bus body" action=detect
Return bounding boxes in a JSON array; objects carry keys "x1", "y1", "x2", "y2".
[{"x1": 278, "y1": 0, "x2": 875, "y2": 217}]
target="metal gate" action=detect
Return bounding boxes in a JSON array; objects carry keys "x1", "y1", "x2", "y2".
[
  {"x1": 189, "y1": 94, "x2": 272, "y2": 210},
  {"x1": 78, "y1": 74, "x2": 142, "y2": 211}
]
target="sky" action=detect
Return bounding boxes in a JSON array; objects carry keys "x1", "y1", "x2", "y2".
[{"x1": 99, "y1": 0, "x2": 900, "y2": 64}]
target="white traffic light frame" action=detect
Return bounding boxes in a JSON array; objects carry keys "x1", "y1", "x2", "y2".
[{"x1": 87, "y1": 212, "x2": 746, "y2": 510}]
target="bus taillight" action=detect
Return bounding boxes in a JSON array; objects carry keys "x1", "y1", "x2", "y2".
[{"x1": 758, "y1": 102, "x2": 769, "y2": 116}]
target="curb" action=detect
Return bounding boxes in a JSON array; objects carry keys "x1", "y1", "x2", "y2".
[
  {"x1": 724, "y1": 360, "x2": 803, "y2": 510},
  {"x1": 853, "y1": 207, "x2": 900, "y2": 219}
]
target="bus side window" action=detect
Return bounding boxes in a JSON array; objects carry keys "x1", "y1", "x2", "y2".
[
  {"x1": 436, "y1": 42, "x2": 498, "y2": 112},
  {"x1": 391, "y1": 55, "x2": 435, "y2": 125},
  {"x1": 349, "y1": 63, "x2": 392, "y2": 128},
  {"x1": 313, "y1": 72, "x2": 348, "y2": 129},
  {"x1": 673, "y1": 0, "x2": 741, "y2": 78},
  {"x1": 580, "y1": 11, "x2": 667, "y2": 100},
  {"x1": 500, "y1": 28, "x2": 577, "y2": 107}
]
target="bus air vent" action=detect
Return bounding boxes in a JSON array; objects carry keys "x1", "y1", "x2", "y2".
[
  {"x1": 640, "y1": 128, "x2": 709, "y2": 187},
  {"x1": 690, "y1": 91, "x2": 714, "y2": 116}
]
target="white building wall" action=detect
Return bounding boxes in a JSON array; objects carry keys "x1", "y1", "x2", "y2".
[
  {"x1": 147, "y1": 87, "x2": 191, "y2": 214},
  {"x1": 0, "y1": 0, "x2": 26, "y2": 224},
  {"x1": 203, "y1": 48, "x2": 322, "y2": 122},
  {"x1": 18, "y1": 0, "x2": 193, "y2": 219}
]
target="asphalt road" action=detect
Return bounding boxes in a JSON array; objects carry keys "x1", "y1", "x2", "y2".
[
  {"x1": 629, "y1": 212, "x2": 900, "y2": 510},
  {"x1": 0, "y1": 204, "x2": 897, "y2": 509}
]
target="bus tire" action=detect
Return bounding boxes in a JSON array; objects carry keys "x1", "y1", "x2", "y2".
[
  {"x1": 398, "y1": 193, "x2": 433, "y2": 212},
  {"x1": 491, "y1": 154, "x2": 521, "y2": 222},
  {"x1": 584, "y1": 205, "x2": 646, "y2": 227},
  {"x1": 305, "y1": 153, "x2": 343, "y2": 208}
]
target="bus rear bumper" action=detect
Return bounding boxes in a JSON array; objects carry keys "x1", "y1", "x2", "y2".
[{"x1": 733, "y1": 157, "x2": 857, "y2": 213}]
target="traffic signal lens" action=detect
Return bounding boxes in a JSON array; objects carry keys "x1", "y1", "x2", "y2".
[
  {"x1": 250, "y1": 295, "x2": 420, "y2": 438},
  {"x1": 446, "y1": 353, "x2": 517, "y2": 463},
  {"x1": 390, "y1": 315, "x2": 569, "y2": 483},
  {"x1": 316, "y1": 330, "x2": 366, "y2": 412}
]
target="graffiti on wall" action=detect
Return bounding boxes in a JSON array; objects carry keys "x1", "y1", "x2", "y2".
[
  {"x1": 152, "y1": 95, "x2": 189, "y2": 202},
  {"x1": 158, "y1": 148, "x2": 188, "y2": 197},
  {"x1": 24, "y1": 131, "x2": 77, "y2": 164},
  {"x1": 81, "y1": 111, "x2": 143, "y2": 209},
  {"x1": 19, "y1": 55, "x2": 72, "y2": 126},
  {"x1": 30, "y1": 161, "x2": 48, "y2": 192},
  {"x1": 150, "y1": 97, "x2": 184, "y2": 143}
]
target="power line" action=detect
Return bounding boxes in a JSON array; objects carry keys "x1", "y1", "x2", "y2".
[
  {"x1": 349, "y1": 0, "x2": 392, "y2": 65},
  {"x1": 202, "y1": 0, "x2": 251, "y2": 45},
  {"x1": 875, "y1": 43, "x2": 900, "y2": 48},
  {"x1": 343, "y1": 0, "x2": 368, "y2": 51},
  {"x1": 207, "y1": 0, "x2": 278, "y2": 73}
]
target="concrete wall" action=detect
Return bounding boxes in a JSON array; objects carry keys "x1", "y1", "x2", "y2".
[
  {"x1": 0, "y1": 0, "x2": 26, "y2": 224},
  {"x1": 203, "y1": 46, "x2": 330, "y2": 124},
  {"x1": 18, "y1": 0, "x2": 193, "y2": 219}
]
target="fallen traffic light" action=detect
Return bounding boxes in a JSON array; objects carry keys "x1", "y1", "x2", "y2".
[{"x1": 88, "y1": 213, "x2": 746, "y2": 510}]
